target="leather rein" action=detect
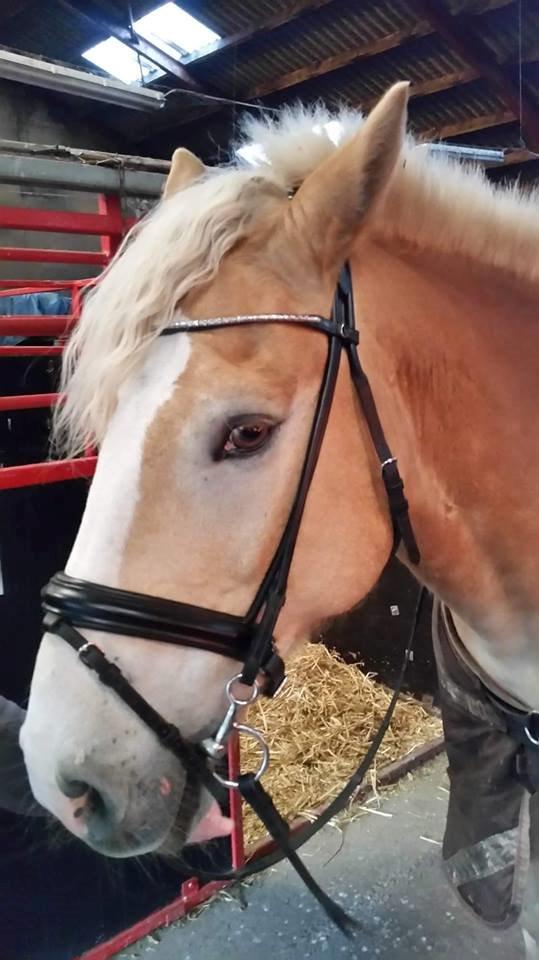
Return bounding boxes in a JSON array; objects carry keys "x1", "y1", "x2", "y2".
[{"x1": 42, "y1": 263, "x2": 421, "y2": 935}]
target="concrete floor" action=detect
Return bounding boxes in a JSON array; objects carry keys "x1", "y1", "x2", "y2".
[{"x1": 114, "y1": 756, "x2": 524, "y2": 960}]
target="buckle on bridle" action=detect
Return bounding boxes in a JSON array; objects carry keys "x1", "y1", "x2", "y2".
[{"x1": 339, "y1": 324, "x2": 359, "y2": 345}]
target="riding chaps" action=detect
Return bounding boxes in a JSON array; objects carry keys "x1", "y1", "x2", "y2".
[{"x1": 432, "y1": 599, "x2": 539, "y2": 928}]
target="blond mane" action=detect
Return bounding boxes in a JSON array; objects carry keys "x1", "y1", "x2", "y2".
[{"x1": 56, "y1": 102, "x2": 539, "y2": 455}]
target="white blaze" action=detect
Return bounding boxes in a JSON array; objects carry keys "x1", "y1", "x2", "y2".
[{"x1": 66, "y1": 334, "x2": 191, "y2": 584}]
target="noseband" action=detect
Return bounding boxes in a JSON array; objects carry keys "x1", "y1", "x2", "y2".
[{"x1": 42, "y1": 263, "x2": 420, "y2": 934}]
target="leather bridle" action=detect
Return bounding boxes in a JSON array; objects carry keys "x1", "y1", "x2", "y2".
[{"x1": 41, "y1": 263, "x2": 421, "y2": 935}]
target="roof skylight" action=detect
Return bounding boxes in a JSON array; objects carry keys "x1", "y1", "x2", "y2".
[
  {"x1": 82, "y1": 2, "x2": 220, "y2": 86},
  {"x1": 83, "y1": 37, "x2": 164, "y2": 86},
  {"x1": 136, "y1": 2, "x2": 220, "y2": 59}
]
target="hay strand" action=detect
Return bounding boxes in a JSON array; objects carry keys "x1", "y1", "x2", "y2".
[{"x1": 241, "y1": 644, "x2": 441, "y2": 846}]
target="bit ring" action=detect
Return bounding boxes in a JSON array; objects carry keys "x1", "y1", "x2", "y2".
[{"x1": 212, "y1": 723, "x2": 269, "y2": 789}]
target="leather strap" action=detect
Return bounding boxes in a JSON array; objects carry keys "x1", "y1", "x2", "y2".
[
  {"x1": 194, "y1": 586, "x2": 426, "y2": 885},
  {"x1": 241, "y1": 333, "x2": 343, "y2": 685},
  {"x1": 40, "y1": 261, "x2": 423, "y2": 933},
  {"x1": 42, "y1": 573, "x2": 252, "y2": 661},
  {"x1": 336, "y1": 266, "x2": 420, "y2": 565},
  {"x1": 42, "y1": 263, "x2": 419, "y2": 693},
  {"x1": 44, "y1": 587, "x2": 426, "y2": 935},
  {"x1": 238, "y1": 774, "x2": 358, "y2": 936},
  {"x1": 44, "y1": 613, "x2": 227, "y2": 805}
]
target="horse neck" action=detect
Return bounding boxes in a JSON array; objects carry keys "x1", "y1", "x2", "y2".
[{"x1": 351, "y1": 236, "x2": 539, "y2": 645}]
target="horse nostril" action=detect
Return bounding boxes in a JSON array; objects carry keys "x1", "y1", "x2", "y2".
[
  {"x1": 57, "y1": 775, "x2": 88, "y2": 799},
  {"x1": 86, "y1": 786, "x2": 108, "y2": 820},
  {"x1": 56, "y1": 766, "x2": 117, "y2": 832}
]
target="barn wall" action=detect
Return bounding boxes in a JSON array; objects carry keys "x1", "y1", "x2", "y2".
[{"x1": 0, "y1": 78, "x2": 129, "y2": 281}]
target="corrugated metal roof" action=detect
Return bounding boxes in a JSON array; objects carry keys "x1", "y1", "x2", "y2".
[
  {"x1": 257, "y1": 34, "x2": 470, "y2": 110},
  {"x1": 476, "y1": 2, "x2": 539, "y2": 63},
  {"x1": 524, "y1": 60, "x2": 539, "y2": 103},
  {"x1": 0, "y1": 1, "x2": 162, "y2": 63},
  {"x1": 185, "y1": 0, "x2": 297, "y2": 35},
  {"x1": 0, "y1": 0, "x2": 536, "y2": 184},
  {"x1": 408, "y1": 78, "x2": 509, "y2": 134},
  {"x1": 188, "y1": 0, "x2": 422, "y2": 93}
]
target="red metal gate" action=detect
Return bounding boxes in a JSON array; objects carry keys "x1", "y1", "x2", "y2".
[{"x1": 0, "y1": 181, "x2": 247, "y2": 959}]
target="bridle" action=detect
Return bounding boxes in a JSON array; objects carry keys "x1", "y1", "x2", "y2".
[{"x1": 41, "y1": 263, "x2": 421, "y2": 935}]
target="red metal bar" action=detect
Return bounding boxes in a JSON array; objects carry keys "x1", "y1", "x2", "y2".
[
  {"x1": 76, "y1": 880, "x2": 228, "y2": 960},
  {"x1": 98, "y1": 194, "x2": 124, "y2": 260},
  {"x1": 0, "y1": 205, "x2": 128, "y2": 236},
  {"x1": 0, "y1": 346, "x2": 63, "y2": 356},
  {"x1": 0, "y1": 315, "x2": 75, "y2": 336},
  {"x1": 0, "y1": 248, "x2": 108, "y2": 265},
  {"x1": 0, "y1": 279, "x2": 78, "y2": 290},
  {"x1": 71, "y1": 284, "x2": 82, "y2": 318},
  {"x1": 0, "y1": 457, "x2": 96, "y2": 489},
  {"x1": 227, "y1": 733, "x2": 245, "y2": 870},
  {"x1": 0, "y1": 393, "x2": 59, "y2": 411}
]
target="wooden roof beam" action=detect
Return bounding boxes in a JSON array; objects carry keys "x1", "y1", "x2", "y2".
[
  {"x1": 497, "y1": 147, "x2": 539, "y2": 166},
  {"x1": 244, "y1": 23, "x2": 432, "y2": 99},
  {"x1": 357, "y1": 67, "x2": 479, "y2": 113},
  {"x1": 181, "y1": 0, "x2": 343, "y2": 66},
  {"x1": 154, "y1": 22, "x2": 434, "y2": 137},
  {"x1": 180, "y1": 0, "x2": 515, "y2": 69},
  {"x1": 416, "y1": 109, "x2": 514, "y2": 141},
  {"x1": 405, "y1": 0, "x2": 539, "y2": 150},
  {"x1": 154, "y1": 0, "x2": 518, "y2": 131}
]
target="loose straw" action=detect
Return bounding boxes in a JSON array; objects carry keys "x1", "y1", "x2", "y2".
[{"x1": 241, "y1": 643, "x2": 441, "y2": 846}]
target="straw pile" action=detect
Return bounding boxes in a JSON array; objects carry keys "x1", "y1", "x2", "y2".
[{"x1": 241, "y1": 643, "x2": 441, "y2": 847}]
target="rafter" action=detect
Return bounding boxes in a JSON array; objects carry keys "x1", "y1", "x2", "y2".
[
  {"x1": 56, "y1": 0, "x2": 205, "y2": 92},
  {"x1": 145, "y1": 22, "x2": 435, "y2": 138},
  {"x1": 181, "y1": 0, "x2": 342, "y2": 66},
  {"x1": 416, "y1": 109, "x2": 515, "y2": 141},
  {"x1": 349, "y1": 67, "x2": 480, "y2": 114},
  {"x1": 179, "y1": 0, "x2": 515, "y2": 68},
  {"x1": 134, "y1": 0, "x2": 528, "y2": 153},
  {"x1": 144, "y1": 0, "x2": 519, "y2": 135},
  {"x1": 185, "y1": 0, "x2": 515, "y2": 101},
  {"x1": 405, "y1": 0, "x2": 539, "y2": 150},
  {"x1": 241, "y1": 24, "x2": 432, "y2": 100},
  {"x1": 498, "y1": 147, "x2": 539, "y2": 166},
  {"x1": 139, "y1": 65, "x2": 484, "y2": 150}
]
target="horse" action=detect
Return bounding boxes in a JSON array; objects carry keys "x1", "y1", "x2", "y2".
[{"x1": 20, "y1": 83, "x2": 539, "y2": 953}]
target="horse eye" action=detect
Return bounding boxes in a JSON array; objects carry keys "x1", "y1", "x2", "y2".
[{"x1": 221, "y1": 418, "x2": 276, "y2": 459}]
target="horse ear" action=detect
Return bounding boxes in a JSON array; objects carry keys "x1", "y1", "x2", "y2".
[
  {"x1": 163, "y1": 148, "x2": 206, "y2": 198},
  {"x1": 289, "y1": 82, "x2": 409, "y2": 267}
]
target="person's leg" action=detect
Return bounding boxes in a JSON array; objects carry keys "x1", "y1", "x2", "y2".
[
  {"x1": 522, "y1": 793, "x2": 539, "y2": 959},
  {"x1": 0, "y1": 695, "x2": 44, "y2": 816}
]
